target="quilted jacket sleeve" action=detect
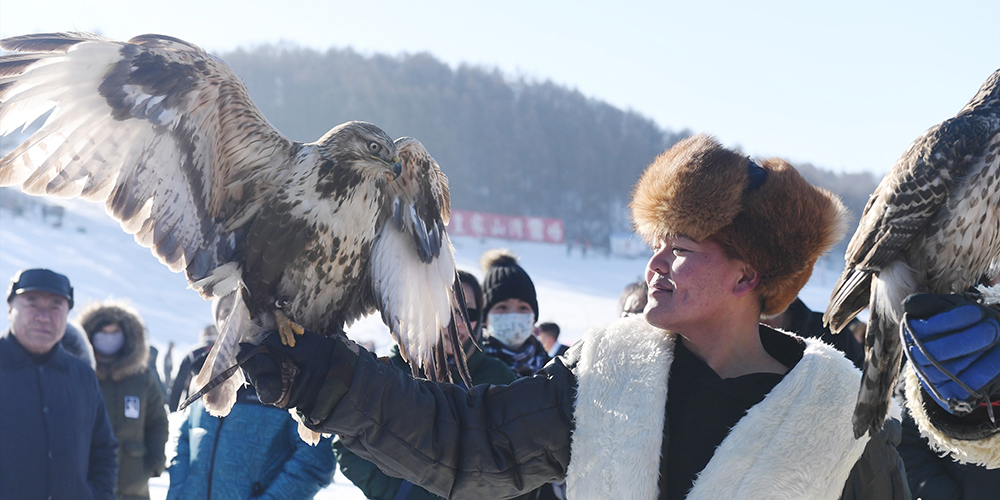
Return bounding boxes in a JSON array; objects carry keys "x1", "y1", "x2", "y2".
[{"x1": 311, "y1": 347, "x2": 581, "y2": 499}]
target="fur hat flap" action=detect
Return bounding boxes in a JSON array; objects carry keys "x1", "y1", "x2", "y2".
[{"x1": 726, "y1": 159, "x2": 847, "y2": 316}]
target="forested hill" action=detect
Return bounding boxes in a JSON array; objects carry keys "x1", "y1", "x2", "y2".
[{"x1": 220, "y1": 44, "x2": 878, "y2": 252}]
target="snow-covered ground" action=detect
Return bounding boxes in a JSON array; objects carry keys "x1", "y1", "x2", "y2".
[{"x1": 0, "y1": 189, "x2": 849, "y2": 498}]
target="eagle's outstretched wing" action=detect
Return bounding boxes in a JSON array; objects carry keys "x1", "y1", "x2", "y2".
[
  {"x1": 824, "y1": 68, "x2": 1000, "y2": 439},
  {"x1": 369, "y1": 138, "x2": 471, "y2": 385},
  {"x1": 0, "y1": 32, "x2": 292, "y2": 293}
]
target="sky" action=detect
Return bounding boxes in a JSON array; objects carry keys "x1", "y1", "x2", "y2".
[{"x1": 1, "y1": 0, "x2": 998, "y2": 175}]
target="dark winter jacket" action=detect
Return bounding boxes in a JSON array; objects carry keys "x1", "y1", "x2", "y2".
[
  {"x1": 482, "y1": 334, "x2": 550, "y2": 377},
  {"x1": 81, "y1": 303, "x2": 170, "y2": 500},
  {"x1": 0, "y1": 332, "x2": 119, "y2": 500},
  {"x1": 779, "y1": 297, "x2": 866, "y2": 369},
  {"x1": 897, "y1": 409, "x2": 1000, "y2": 500},
  {"x1": 307, "y1": 317, "x2": 908, "y2": 499},
  {"x1": 166, "y1": 388, "x2": 337, "y2": 500},
  {"x1": 333, "y1": 343, "x2": 518, "y2": 500}
]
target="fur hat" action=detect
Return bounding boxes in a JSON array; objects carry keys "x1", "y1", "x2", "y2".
[
  {"x1": 630, "y1": 134, "x2": 847, "y2": 317},
  {"x1": 480, "y1": 249, "x2": 539, "y2": 322}
]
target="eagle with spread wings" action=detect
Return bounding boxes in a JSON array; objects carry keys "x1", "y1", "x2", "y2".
[
  {"x1": 0, "y1": 32, "x2": 472, "y2": 417},
  {"x1": 824, "y1": 68, "x2": 1000, "y2": 439}
]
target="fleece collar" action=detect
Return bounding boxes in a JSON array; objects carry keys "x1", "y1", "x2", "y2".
[{"x1": 565, "y1": 317, "x2": 869, "y2": 500}]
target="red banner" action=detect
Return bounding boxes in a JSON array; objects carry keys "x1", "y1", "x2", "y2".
[{"x1": 447, "y1": 210, "x2": 564, "y2": 244}]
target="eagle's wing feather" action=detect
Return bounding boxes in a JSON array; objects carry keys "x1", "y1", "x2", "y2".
[
  {"x1": 825, "y1": 120, "x2": 966, "y2": 332},
  {"x1": 370, "y1": 138, "x2": 466, "y2": 383},
  {"x1": 0, "y1": 33, "x2": 293, "y2": 294}
]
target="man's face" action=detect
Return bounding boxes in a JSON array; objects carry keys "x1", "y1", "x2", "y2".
[
  {"x1": 644, "y1": 236, "x2": 749, "y2": 334},
  {"x1": 8, "y1": 291, "x2": 70, "y2": 355}
]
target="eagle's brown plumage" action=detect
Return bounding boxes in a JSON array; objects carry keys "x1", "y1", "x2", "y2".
[
  {"x1": 0, "y1": 32, "x2": 468, "y2": 419},
  {"x1": 824, "y1": 68, "x2": 1000, "y2": 439}
]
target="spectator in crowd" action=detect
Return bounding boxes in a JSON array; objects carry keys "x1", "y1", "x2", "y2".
[
  {"x1": 166, "y1": 292, "x2": 337, "y2": 500},
  {"x1": 166, "y1": 294, "x2": 229, "y2": 412},
  {"x1": 80, "y1": 301, "x2": 169, "y2": 500},
  {"x1": 479, "y1": 249, "x2": 550, "y2": 377},
  {"x1": 333, "y1": 270, "x2": 518, "y2": 500},
  {"x1": 535, "y1": 322, "x2": 569, "y2": 358},
  {"x1": 62, "y1": 320, "x2": 97, "y2": 368},
  {"x1": 240, "y1": 135, "x2": 910, "y2": 499},
  {"x1": 760, "y1": 297, "x2": 866, "y2": 369},
  {"x1": 618, "y1": 279, "x2": 648, "y2": 317},
  {"x1": 1, "y1": 268, "x2": 118, "y2": 500}
]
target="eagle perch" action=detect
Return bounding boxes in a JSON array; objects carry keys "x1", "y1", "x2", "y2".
[
  {"x1": 824, "y1": 68, "x2": 1000, "y2": 439},
  {"x1": 0, "y1": 32, "x2": 472, "y2": 421}
]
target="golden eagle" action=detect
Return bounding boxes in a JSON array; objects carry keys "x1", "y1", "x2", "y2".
[
  {"x1": 0, "y1": 32, "x2": 471, "y2": 420},
  {"x1": 824, "y1": 68, "x2": 1000, "y2": 439}
]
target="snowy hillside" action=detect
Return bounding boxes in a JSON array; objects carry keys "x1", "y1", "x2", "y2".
[{"x1": 0, "y1": 188, "x2": 850, "y2": 499}]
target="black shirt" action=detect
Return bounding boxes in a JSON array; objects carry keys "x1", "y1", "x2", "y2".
[{"x1": 659, "y1": 326, "x2": 805, "y2": 499}]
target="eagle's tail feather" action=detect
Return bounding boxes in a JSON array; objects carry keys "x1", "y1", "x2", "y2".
[
  {"x1": 193, "y1": 288, "x2": 252, "y2": 416},
  {"x1": 825, "y1": 268, "x2": 872, "y2": 333},
  {"x1": 852, "y1": 306, "x2": 903, "y2": 439}
]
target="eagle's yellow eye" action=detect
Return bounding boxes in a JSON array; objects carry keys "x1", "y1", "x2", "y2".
[{"x1": 368, "y1": 142, "x2": 381, "y2": 153}]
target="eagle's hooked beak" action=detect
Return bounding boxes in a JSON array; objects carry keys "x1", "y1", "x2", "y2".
[{"x1": 390, "y1": 157, "x2": 402, "y2": 178}]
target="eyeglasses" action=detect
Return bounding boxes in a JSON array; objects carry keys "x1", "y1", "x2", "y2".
[{"x1": 463, "y1": 308, "x2": 480, "y2": 321}]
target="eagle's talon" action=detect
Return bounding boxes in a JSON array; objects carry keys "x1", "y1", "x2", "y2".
[{"x1": 275, "y1": 310, "x2": 304, "y2": 348}]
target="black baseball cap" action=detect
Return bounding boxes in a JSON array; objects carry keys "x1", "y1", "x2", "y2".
[{"x1": 6, "y1": 268, "x2": 74, "y2": 309}]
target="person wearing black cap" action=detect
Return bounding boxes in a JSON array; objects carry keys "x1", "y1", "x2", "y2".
[
  {"x1": 1, "y1": 268, "x2": 119, "y2": 500},
  {"x1": 238, "y1": 135, "x2": 907, "y2": 499},
  {"x1": 479, "y1": 248, "x2": 550, "y2": 377}
]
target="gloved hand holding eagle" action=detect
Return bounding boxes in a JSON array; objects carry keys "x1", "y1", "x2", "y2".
[{"x1": 0, "y1": 33, "x2": 475, "y2": 437}]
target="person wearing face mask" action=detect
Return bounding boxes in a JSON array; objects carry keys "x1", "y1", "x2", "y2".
[
  {"x1": 80, "y1": 301, "x2": 169, "y2": 500},
  {"x1": 479, "y1": 249, "x2": 551, "y2": 378}
]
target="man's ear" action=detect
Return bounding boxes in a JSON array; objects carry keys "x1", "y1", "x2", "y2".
[{"x1": 733, "y1": 265, "x2": 761, "y2": 297}]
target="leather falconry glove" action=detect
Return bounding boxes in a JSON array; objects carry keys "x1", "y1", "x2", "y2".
[
  {"x1": 901, "y1": 292, "x2": 1000, "y2": 421},
  {"x1": 240, "y1": 329, "x2": 358, "y2": 419}
]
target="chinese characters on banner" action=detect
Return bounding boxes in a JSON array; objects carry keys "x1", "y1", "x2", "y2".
[{"x1": 447, "y1": 210, "x2": 564, "y2": 244}]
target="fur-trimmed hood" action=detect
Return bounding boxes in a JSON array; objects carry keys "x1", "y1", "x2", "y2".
[
  {"x1": 78, "y1": 301, "x2": 149, "y2": 381},
  {"x1": 630, "y1": 134, "x2": 847, "y2": 317}
]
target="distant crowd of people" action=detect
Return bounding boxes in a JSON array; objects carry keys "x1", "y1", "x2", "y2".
[{"x1": 3, "y1": 242, "x2": 998, "y2": 499}]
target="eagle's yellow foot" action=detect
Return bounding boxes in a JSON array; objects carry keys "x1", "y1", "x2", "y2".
[{"x1": 275, "y1": 310, "x2": 305, "y2": 347}]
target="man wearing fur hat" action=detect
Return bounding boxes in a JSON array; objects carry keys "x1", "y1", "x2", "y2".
[
  {"x1": 80, "y1": 301, "x2": 169, "y2": 500},
  {"x1": 238, "y1": 135, "x2": 908, "y2": 499},
  {"x1": 1, "y1": 268, "x2": 119, "y2": 500}
]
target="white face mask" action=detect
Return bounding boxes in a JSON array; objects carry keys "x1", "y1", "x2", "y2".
[
  {"x1": 92, "y1": 331, "x2": 125, "y2": 356},
  {"x1": 485, "y1": 312, "x2": 535, "y2": 348}
]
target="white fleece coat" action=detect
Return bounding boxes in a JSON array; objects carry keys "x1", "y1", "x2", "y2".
[{"x1": 565, "y1": 316, "x2": 870, "y2": 499}]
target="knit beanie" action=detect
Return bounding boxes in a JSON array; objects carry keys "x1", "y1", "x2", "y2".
[{"x1": 480, "y1": 249, "x2": 539, "y2": 322}]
